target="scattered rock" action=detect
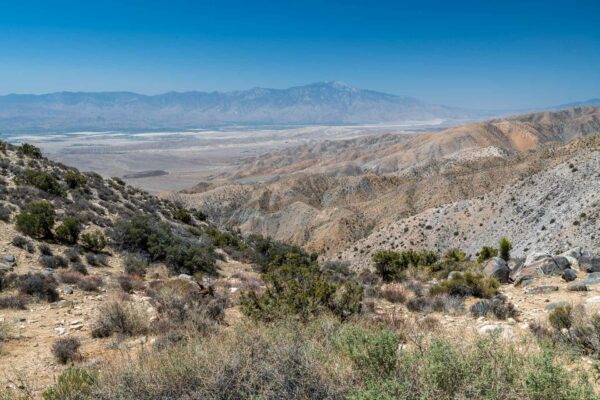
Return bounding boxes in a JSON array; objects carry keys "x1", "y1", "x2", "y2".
[
  {"x1": 63, "y1": 287, "x2": 73, "y2": 295},
  {"x1": 527, "y1": 286, "x2": 559, "y2": 294},
  {"x1": 567, "y1": 282, "x2": 589, "y2": 292},
  {"x1": 582, "y1": 272, "x2": 600, "y2": 286},
  {"x1": 54, "y1": 327, "x2": 66, "y2": 335},
  {"x1": 586, "y1": 296, "x2": 600, "y2": 306},
  {"x1": 178, "y1": 274, "x2": 193, "y2": 281},
  {"x1": 562, "y1": 269, "x2": 577, "y2": 282}
]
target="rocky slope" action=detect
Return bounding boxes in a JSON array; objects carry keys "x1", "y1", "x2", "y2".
[
  {"x1": 170, "y1": 107, "x2": 600, "y2": 255},
  {"x1": 340, "y1": 135, "x2": 600, "y2": 270}
]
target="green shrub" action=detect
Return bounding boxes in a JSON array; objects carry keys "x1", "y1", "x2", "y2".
[
  {"x1": 42, "y1": 368, "x2": 94, "y2": 400},
  {"x1": 333, "y1": 324, "x2": 400, "y2": 378},
  {"x1": 20, "y1": 168, "x2": 65, "y2": 196},
  {"x1": 241, "y1": 259, "x2": 362, "y2": 322},
  {"x1": 477, "y1": 246, "x2": 498, "y2": 263},
  {"x1": 372, "y1": 249, "x2": 438, "y2": 282},
  {"x1": 245, "y1": 234, "x2": 311, "y2": 272},
  {"x1": 111, "y1": 177, "x2": 125, "y2": 186},
  {"x1": 430, "y1": 271, "x2": 499, "y2": 298},
  {"x1": 499, "y1": 237, "x2": 512, "y2": 261},
  {"x1": 193, "y1": 209, "x2": 208, "y2": 221},
  {"x1": 16, "y1": 200, "x2": 55, "y2": 238},
  {"x1": 18, "y1": 143, "x2": 42, "y2": 159},
  {"x1": 64, "y1": 170, "x2": 88, "y2": 189},
  {"x1": 111, "y1": 214, "x2": 219, "y2": 275},
  {"x1": 80, "y1": 231, "x2": 107, "y2": 252},
  {"x1": 55, "y1": 217, "x2": 81, "y2": 244},
  {"x1": 525, "y1": 350, "x2": 597, "y2": 400},
  {"x1": 123, "y1": 254, "x2": 148, "y2": 276},
  {"x1": 443, "y1": 248, "x2": 466, "y2": 262},
  {"x1": 173, "y1": 208, "x2": 192, "y2": 224}
]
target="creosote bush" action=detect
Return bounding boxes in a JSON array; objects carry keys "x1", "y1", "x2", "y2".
[
  {"x1": 81, "y1": 231, "x2": 107, "y2": 252},
  {"x1": 55, "y1": 217, "x2": 81, "y2": 244},
  {"x1": 110, "y1": 214, "x2": 217, "y2": 275},
  {"x1": 15, "y1": 200, "x2": 55, "y2": 239},
  {"x1": 240, "y1": 258, "x2": 363, "y2": 322},
  {"x1": 63, "y1": 170, "x2": 88, "y2": 189},
  {"x1": 173, "y1": 208, "x2": 192, "y2": 224},
  {"x1": 19, "y1": 169, "x2": 64, "y2": 196},
  {"x1": 17, "y1": 143, "x2": 42, "y2": 159}
]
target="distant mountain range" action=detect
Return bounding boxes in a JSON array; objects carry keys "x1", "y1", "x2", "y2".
[
  {"x1": 0, "y1": 81, "x2": 480, "y2": 132},
  {"x1": 0, "y1": 81, "x2": 597, "y2": 133}
]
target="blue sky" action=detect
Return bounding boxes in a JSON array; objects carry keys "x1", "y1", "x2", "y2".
[{"x1": 0, "y1": 0, "x2": 598, "y2": 109}]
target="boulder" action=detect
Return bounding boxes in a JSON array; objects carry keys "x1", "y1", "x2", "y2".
[
  {"x1": 562, "y1": 269, "x2": 577, "y2": 282},
  {"x1": 567, "y1": 282, "x2": 588, "y2": 292},
  {"x1": 582, "y1": 272, "x2": 600, "y2": 286},
  {"x1": 560, "y1": 247, "x2": 583, "y2": 270},
  {"x1": 553, "y1": 256, "x2": 571, "y2": 270},
  {"x1": 524, "y1": 252, "x2": 551, "y2": 266},
  {"x1": 514, "y1": 252, "x2": 573, "y2": 281},
  {"x1": 483, "y1": 257, "x2": 510, "y2": 283},
  {"x1": 580, "y1": 254, "x2": 600, "y2": 273}
]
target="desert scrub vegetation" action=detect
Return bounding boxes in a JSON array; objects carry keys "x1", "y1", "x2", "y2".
[
  {"x1": 55, "y1": 217, "x2": 81, "y2": 244},
  {"x1": 430, "y1": 271, "x2": 499, "y2": 298},
  {"x1": 531, "y1": 304, "x2": 600, "y2": 359},
  {"x1": 499, "y1": 237, "x2": 512, "y2": 261},
  {"x1": 80, "y1": 230, "x2": 107, "y2": 252},
  {"x1": 17, "y1": 273, "x2": 59, "y2": 302},
  {"x1": 17, "y1": 143, "x2": 42, "y2": 159},
  {"x1": 240, "y1": 256, "x2": 363, "y2": 322},
  {"x1": 17, "y1": 168, "x2": 65, "y2": 197},
  {"x1": 15, "y1": 200, "x2": 55, "y2": 239},
  {"x1": 91, "y1": 301, "x2": 149, "y2": 338},
  {"x1": 477, "y1": 245, "x2": 499, "y2": 263},
  {"x1": 52, "y1": 337, "x2": 81, "y2": 364},
  {"x1": 372, "y1": 249, "x2": 438, "y2": 282},
  {"x1": 19, "y1": 318, "x2": 598, "y2": 400},
  {"x1": 470, "y1": 294, "x2": 519, "y2": 320},
  {"x1": 110, "y1": 214, "x2": 217, "y2": 275}
]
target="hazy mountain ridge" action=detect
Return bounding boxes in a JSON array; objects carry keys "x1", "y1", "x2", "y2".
[{"x1": 0, "y1": 81, "x2": 477, "y2": 132}]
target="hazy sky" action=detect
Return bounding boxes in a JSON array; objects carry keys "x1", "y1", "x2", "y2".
[{"x1": 0, "y1": 0, "x2": 599, "y2": 109}]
